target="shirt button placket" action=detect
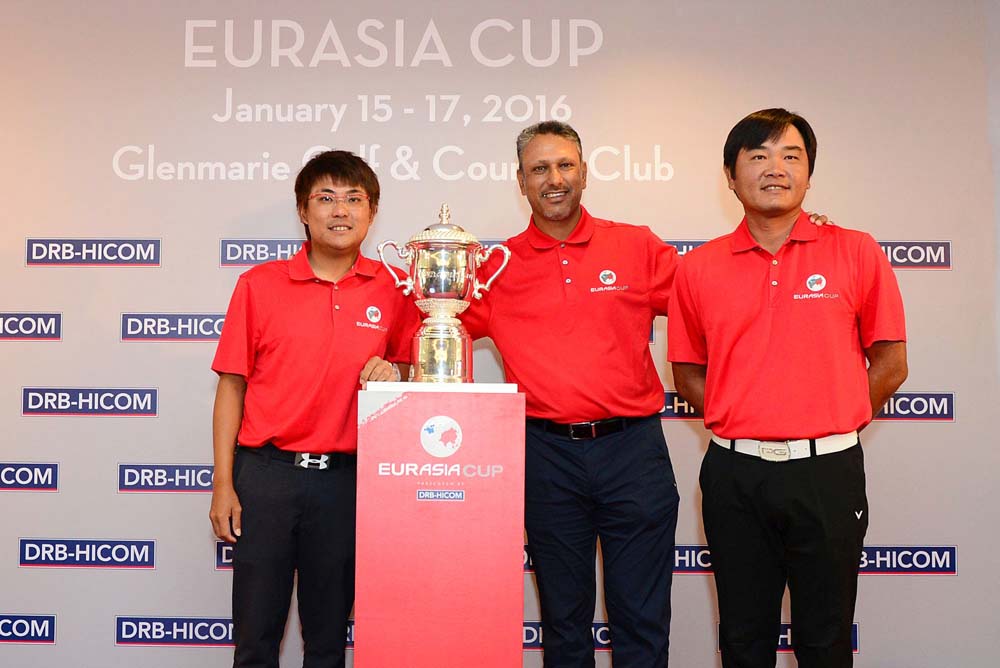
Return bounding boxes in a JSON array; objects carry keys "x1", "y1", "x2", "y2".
[
  {"x1": 559, "y1": 245, "x2": 573, "y2": 292},
  {"x1": 769, "y1": 257, "x2": 780, "y2": 306}
]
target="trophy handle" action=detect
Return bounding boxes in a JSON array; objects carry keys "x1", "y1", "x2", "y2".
[
  {"x1": 377, "y1": 240, "x2": 414, "y2": 295},
  {"x1": 472, "y1": 244, "x2": 511, "y2": 299}
]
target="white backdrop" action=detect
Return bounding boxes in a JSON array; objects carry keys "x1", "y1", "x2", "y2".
[{"x1": 2, "y1": 1, "x2": 999, "y2": 666}]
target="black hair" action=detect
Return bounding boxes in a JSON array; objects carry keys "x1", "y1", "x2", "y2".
[{"x1": 723, "y1": 108, "x2": 817, "y2": 177}]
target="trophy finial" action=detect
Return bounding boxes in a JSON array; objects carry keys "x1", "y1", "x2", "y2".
[{"x1": 439, "y1": 203, "x2": 451, "y2": 225}]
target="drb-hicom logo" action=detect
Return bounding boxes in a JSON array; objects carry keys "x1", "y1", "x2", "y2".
[
  {"x1": 859, "y1": 546, "x2": 956, "y2": 574},
  {"x1": 416, "y1": 489, "x2": 465, "y2": 501},
  {"x1": 220, "y1": 239, "x2": 302, "y2": 266},
  {"x1": 0, "y1": 313, "x2": 61, "y2": 340},
  {"x1": 659, "y1": 544, "x2": 956, "y2": 575},
  {"x1": 420, "y1": 416, "x2": 463, "y2": 458},
  {"x1": 659, "y1": 391, "x2": 701, "y2": 420},
  {"x1": 215, "y1": 541, "x2": 233, "y2": 570},
  {"x1": 121, "y1": 314, "x2": 225, "y2": 341},
  {"x1": 115, "y1": 616, "x2": 354, "y2": 648},
  {"x1": 116, "y1": 617, "x2": 233, "y2": 647},
  {"x1": 0, "y1": 614, "x2": 56, "y2": 644},
  {"x1": 876, "y1": 392, "x2": 954, "y2": 421},
  {"x1": 20, "y1": 539, "x2": 154, "y2": 568},
  {"x1": 662, "y1": 239, "x2": 707, "y2": 256},
  {"x1": 880, "y1": 241, "x2": 951, "y2": 269},
  {"x1": 26, "y1": 239, "x2": 160, "y2": 266},
  {"x1": 0, "y1": 463, "x2": 58, "y2": 491},
  {"x1": 776, "y1": 624, "x2": 859, "y2": 653},
  {"x1": 523, "y1": 622, "x2": 611, "y2": 651},
  {"x1": 119, "y1": 465, "x2": 214, "y2": 492},
  {"x1": 22, "y1": 388, "x2": 157, "y2": 416},
  {"x1": 674, "y1": 545, "x2": 713, "y2": 574}
]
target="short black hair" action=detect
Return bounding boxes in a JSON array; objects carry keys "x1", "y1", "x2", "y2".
[
  {"x1": 295, "y1": 150, "x2": 380, "y2": 213},
  {"x1": 515, "y1": 121, "x2": 583, "y2": 171},
  {"x1": 723, "y1": 108, "x2": 817, "y2": 177}
]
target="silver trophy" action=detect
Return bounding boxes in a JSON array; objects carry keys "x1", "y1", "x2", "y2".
[{"x1": 377, "y1": 204, "x2": 510, "y2": 382}]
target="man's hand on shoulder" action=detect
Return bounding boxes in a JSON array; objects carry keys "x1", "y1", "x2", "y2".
[{"x1": 807, "y1": 211, "x2": 834, "y2": 226}]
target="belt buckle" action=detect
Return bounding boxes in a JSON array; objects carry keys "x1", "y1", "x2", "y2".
[
  {"x1": 568, "y1": 422, "x2": 597, "y2": 440},
  {"x1": 294, "y1": 453, "x2": 330, "y2": 470},
  {"x1": 758, "y1": 441, "x2": 791, "y2": 462}
]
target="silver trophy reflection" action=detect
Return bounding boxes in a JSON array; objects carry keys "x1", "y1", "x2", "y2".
[{"x1": 377, "y1": 204, "x2": 510, "y2": 382}]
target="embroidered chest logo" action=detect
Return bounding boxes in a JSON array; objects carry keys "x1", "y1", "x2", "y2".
[
  {"x1": 806, "y1": 274, "x2": 827, "y2": 291},
  {"x1": 357, "y1": 305, "x2": 388, "y2": 331},
  {"x1": 591, "y1": 269, "x2": 629, "y2": 293},
  {"x1": 793, "y1": 273, "x2": 839, "y2": 301}
]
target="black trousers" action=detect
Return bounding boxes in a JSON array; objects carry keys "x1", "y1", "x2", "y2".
[
  {"x1": 700, "y1": 441, "x2": 868, "y2": 668},
  {"x1": 231, "y1": 447, "x2": 357, "y2": 668},
  {"x1": 525, "y1": 416, "x2": 679, "y2": 668}
]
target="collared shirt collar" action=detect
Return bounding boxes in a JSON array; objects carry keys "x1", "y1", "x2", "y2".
[
  {"x1": 730, "y1": 210, "x2": 815, "y2": 253},
  {"x1": 288, "y1": 241, "x2": 378, "y2": 281},
  {"x1": 526, "y1": 206, "x2": 595, "y2": 249}
]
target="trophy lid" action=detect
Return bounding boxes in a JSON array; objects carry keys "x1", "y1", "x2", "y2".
[{"x1": 408, "y1": 204, "x2": 481, "y2": 245}]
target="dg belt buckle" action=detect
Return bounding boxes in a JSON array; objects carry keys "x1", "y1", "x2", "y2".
[
  {"x1": 294, "y1": 453, "x2": 330, "y2": 470},
  {"x1": 758, "y1": 441, "x2": 791, "y2": 462}
]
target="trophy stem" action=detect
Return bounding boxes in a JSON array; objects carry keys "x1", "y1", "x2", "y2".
[{"x1": 411, "y1": 318, "x2": 473, "y2": 383}]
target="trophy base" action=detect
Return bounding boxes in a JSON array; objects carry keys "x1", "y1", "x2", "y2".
[{"x1": 410, "y1": 318, "x2": 472, "y2": 383}]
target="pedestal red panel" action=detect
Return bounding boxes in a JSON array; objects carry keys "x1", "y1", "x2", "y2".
[{"x1": 355, "y1": 384, "x2": 525, "y2": 667}]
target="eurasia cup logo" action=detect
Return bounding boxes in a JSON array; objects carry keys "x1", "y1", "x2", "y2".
[
  {"x1": 365, "y1": 306, "x2": 382, "y2": 323},
  {"x1": 806, "y1": 274, "x2": 827, "y2": 291},
  {"x1": 599, "y1": 269, "x2": 617, "y2": 285},
  {"x1": 420, "y1": 416, "x2": 463, "y2": 458}
]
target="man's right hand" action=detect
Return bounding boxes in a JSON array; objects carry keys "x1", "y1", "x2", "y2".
[{"x1": 210, "y1": 483, "x2": 242, "y2": 543}]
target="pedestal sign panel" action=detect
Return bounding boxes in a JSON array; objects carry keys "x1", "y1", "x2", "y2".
[{"x1": 355, "y1": 383, "x2": 525, "y2": 667}]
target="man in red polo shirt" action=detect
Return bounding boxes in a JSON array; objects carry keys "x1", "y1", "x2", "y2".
[
  {"x1": 209, "y1": 150, "x2": 420, "y2": 668},
  {"x1": 462, "y1": 121, "x2": 680, "y2": 667},
  {"x1": 668, "y1": 108, "x2": 908, "y2": 668}
]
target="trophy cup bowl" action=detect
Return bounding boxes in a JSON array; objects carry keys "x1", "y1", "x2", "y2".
[{"x1": 377, "y1": 204, "x2": 510, "y2": 382}]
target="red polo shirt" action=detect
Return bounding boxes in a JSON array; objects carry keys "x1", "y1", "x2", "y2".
[
  {"x1": 462, "y1": 207, "x2": 678, "y2": 422},
  {"x1": 212, "y1": 243, "x2": 420, "y2": 453},
  {"x1": 667, "y1": 211, "x2": 906, "y2": 440}
]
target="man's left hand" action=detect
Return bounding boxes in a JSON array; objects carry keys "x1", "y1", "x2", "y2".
[
  {"x1": 360, "y1": 356, "x2": 400, "y2": 389},
  {"x1": 807, "y1": 211, "x2": 834, "y2": 226}
]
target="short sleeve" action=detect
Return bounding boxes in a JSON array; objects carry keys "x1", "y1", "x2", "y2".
[
  {"x1": 857, "y1": 234, "x2": 906, "y2": 348},
  {"x1": 212, "y1": 275, "x2": 256, "y2": 377},
  {"x1": 647, "y1": 230, "x2": 679, "y2": 316},
  {"x1": 667, "y1": 258, "x2": 708, "y2": 364}
]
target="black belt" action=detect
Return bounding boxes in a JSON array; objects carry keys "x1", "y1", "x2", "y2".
[
  {"x1": 528, "y1": 416, "x2": 648, "y2": 440},
  {"x1": 238, "y1": 443, "x2": 356, "y2": 470}
]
